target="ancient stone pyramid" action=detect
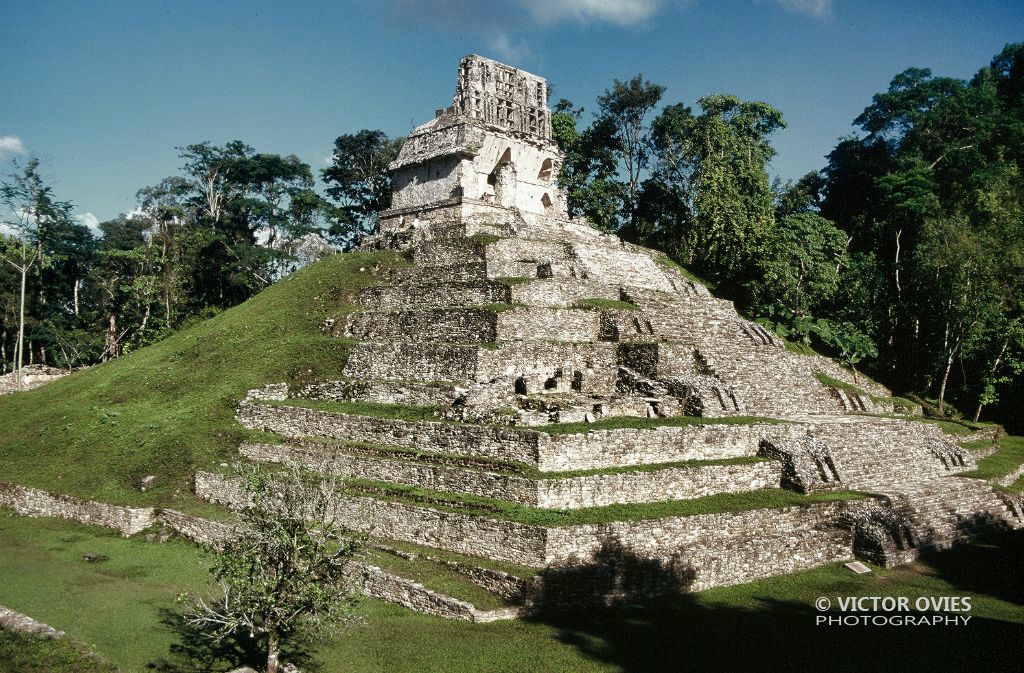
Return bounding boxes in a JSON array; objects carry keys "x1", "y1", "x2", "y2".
[{"x1": 216, "y1": 56, "x2": 1022, "y2": 613}]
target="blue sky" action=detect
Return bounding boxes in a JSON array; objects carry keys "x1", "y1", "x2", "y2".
[{"x1": 1, "y1": 0, "x2": 1021, "y2": 231}]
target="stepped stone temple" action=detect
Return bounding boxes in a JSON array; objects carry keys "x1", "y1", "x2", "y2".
[{"x1": 208, "y1": 56, "x2": 1021, "y2": 615}]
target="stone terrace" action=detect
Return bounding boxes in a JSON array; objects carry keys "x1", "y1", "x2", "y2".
[{"x1": 210, "y1": 55, "x2": 1022, "y2": 614}]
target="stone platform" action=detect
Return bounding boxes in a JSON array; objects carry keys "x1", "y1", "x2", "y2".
[{"x1": 208, "y1": 55, "x2": 1022, "y2": 613}]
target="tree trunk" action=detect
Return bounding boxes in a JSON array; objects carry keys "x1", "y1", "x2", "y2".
[
  {"x1": 73, "y1": 277, "x2": 80, "y2": 317},
  {"x1": 105, "y1": 314, "x2": 118, "y2": 361},
  {"x1": 973, "y1": 338, "x2": 1010, "y2": 423},
  {"x1": 140, "y1": 300, "x2": 152, "y2": 340},
  {"x1": 937, "y1": 348, "x2": 956, "y2": 416},
  {"x1": 266, "y1": 631, "x2": 280, "y2": 673},
  {"x1": 16, "y1": 262, "x2": 27, "y2": 390}
]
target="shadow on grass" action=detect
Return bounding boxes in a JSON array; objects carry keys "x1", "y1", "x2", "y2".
[
  {"x1": 920, "y1": 519, "x2": 1024, "y2": 604},
  {"x1": 526, "y1": 531, "x2": 1024, "y2": 673},
  {"x1": 146, "y1": 609, "x2": 320, "y2": 673}
]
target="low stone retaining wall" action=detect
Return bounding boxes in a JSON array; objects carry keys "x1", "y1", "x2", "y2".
[
  {"x1": 237, "y1": 402, "x2": 541, "y2": 466},
  {"x1": 0, "y1": 605, "x2": 64, "y2": 638},
  {"x1": 996, "y1": 463, "x2": 1024, "y2": 488},
  {"x1": 537, "y1": 423, "x2": 782, "y2": 472},
  {"x1": 537, "y1": 461, "x2": 781, "y2": 508},
  {"x1": 158, "y1": 509, "x2": 238, "y2": 550},
  {"x1": 195, "y1": 471, "x2": 867, "y2": 573},
  {"x1": 355, "y1": 564, "x2": 520, "y2": 622},
  {"x1": 0, "y1": 482, "x2": 154, "y2": 536},
  {"x1": 238, "y1": 441, "x2": 781, "y2": 509}
]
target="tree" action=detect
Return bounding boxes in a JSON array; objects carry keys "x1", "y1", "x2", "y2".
[
  {"x1": 650, "y1": 95, "x2": 785, "y2": 283},
  {"x1": 595, "y1": 76, "x2": 666, "y2": 228},
  {"x1": 187, "y1": 463, "x2": 363, "y2": 673},
  {"x1": 748, "y1": 211, "x2": 848, "y2": 319},
  {"x1": 0, "y1": 158, "x2": 78, "y2": 385},
  {"x1": 321, "y1": 130, "x2": 403, "y2": 249},
  {"x1": 551, "y1": 100, "x2": 627, "y2": 232},
  {"x1": 773, "y1": 171, "x2": 825, "y2": 218},
  {"x1": 172, "y1": 141, "x2": 326, "y2": 309}
]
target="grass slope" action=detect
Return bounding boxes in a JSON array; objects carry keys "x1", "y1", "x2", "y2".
[{"x1": 0, "y1": 251, "x2": 406, "y2": 508}]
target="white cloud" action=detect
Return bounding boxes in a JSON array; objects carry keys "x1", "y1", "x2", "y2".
[
  {"x1": 0, "y1": 135, "x2": 27, "y2": 159},
  {"x1": 76, "y1": 212, "x2": 100, "y2": 232},
  {"x1": 488, "y1": 33, "x2": 533, "y2": 64},
  {"x1": 770, "y1": 0, "x2": 832, "y2": 18},
  {"x1": 517, "y1": 0, "x2": 664, "y2": 26}
]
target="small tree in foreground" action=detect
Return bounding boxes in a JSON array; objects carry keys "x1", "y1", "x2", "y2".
[{"x1": 187, "y1": 463, "x2": 364, "y2": 673}]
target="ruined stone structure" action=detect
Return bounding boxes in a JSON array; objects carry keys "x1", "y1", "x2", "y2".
[
  {"x1": 223, "y1": 56, "x2": 1020, "y2": 613},
  {"x1": 0, "y1": 365, "x2": 70, "y2": 396}
]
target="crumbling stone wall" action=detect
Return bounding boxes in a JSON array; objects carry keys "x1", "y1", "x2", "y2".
[{"x1": 0, "y1": 482, "x2": 154, "y2": 536}]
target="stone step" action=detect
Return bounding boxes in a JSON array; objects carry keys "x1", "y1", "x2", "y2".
[
  {"x1": 359, "y1": 281, "x2": 513, "y2": 310},
  {"x1": 413, "y1": 239, "x2": 488, "y2": 268},
  {"x1": 484, "y1": 238, "x2": 574, "y2": 279},
  {"x1": 344, "y1": 307, "x2": 602, "y2": 343},
  {"x1": 507, "y1": 279, "x2": 620, "y2": 308},
  {"x1": 344, "y1": 342, "x2": 480, "y2": 382},
  {"x1": 295, "y1": 379, "x2": 464, "y2": 407},
  {"x1": 238, "y1": 399, "x2": 792, "y2": 472},
  {"x1": 238, "y1": 440, "x2": 782, "y2": 509},
  {"x1": 391, "y1": 262, "x2": 490, "y2": 284}
]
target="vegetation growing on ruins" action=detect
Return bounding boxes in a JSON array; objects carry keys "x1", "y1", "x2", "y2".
[
  {"x1": 962, "y1": 434, "x2": 1024, "y2": 486},
  {"x1": 571, "y1": 298, "x2": 637, "y2": 310}
]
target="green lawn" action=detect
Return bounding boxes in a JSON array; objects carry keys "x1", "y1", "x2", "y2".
[
  {"x1": 0, "y1": 631, "x2": 119, "y2": 673},
  {"x1": 0, "y1": 252, "x2": 406, "y2": 509},
  {"x1": 962, "y1": 434, "x2": 1024, "y2": 482},
  {"x1": 2, "y1": 513, "x2": 1022, "y2": 673}
]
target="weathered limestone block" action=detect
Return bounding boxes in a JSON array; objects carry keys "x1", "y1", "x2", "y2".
[
  {"x1": 496, "y1": 308, "x2": 601, "y2": 342},
  {"x1": 759, "y1": 436, "x2": 843, "y2": 493},
  {"x1": 343, "y1": 342, "x2": 480, "y2": 381},
  {"x1": 535, "y1": 423, "x2": 785, "y2": 472},
  {"x1": 298, "y1": 379, "x2": 462, "y2": 407},
  {"x1": 345, "y1": 308, "x2": 499, "y2": 343},
  {"x1": 413, "y1": 239, "x2": 488, "y2": 268},
  {"x1": 0, "y1": 605, "x2": 64, "y2": 639},
  {"x1": 508, "y1": 279, "x2": 619, "y2": 307}
]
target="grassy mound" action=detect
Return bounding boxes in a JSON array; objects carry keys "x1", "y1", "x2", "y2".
[{"x1": 0, "y1": 251, "x2": 406, "y2": 508}]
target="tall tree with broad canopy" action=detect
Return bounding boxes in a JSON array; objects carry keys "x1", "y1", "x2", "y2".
[
  {"x1": 550, "y1": 99, "x2": 627, "y2": 232},
  {"x1": 649, "y1": 95, "x2": 785, "y2": 284},
  {"x1": 589, "y1": 76, "x2": 666, "y2": 229},
  {"x1": 321, "y1": 130, "x2": 403, "y2": 249}
]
